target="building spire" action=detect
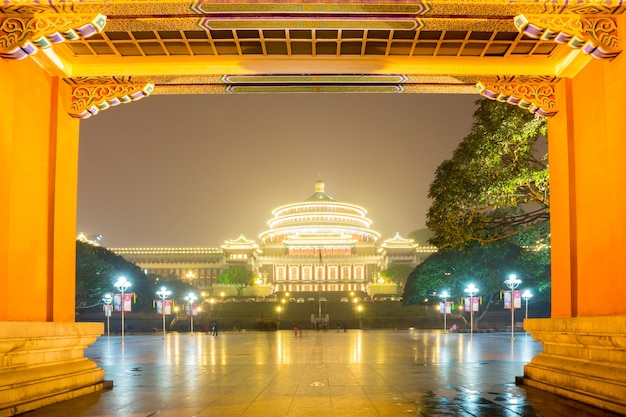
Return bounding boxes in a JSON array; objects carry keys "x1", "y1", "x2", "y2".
[{"x1": 315, "y1": 179, "x2": 325, "y2": 193}]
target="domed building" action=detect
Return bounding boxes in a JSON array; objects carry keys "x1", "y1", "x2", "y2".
[
  {"x1": 258, "y1": 180, "x2": 381, "y2": 293},
  {"x1": 109, "y1": 181, "x2": 434, "y2": 296}
]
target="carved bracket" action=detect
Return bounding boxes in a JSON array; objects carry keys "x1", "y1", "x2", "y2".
[
  {"x1": 515, "y1": 14, "x2": 621, "y2": 60},
  {"x1": 476, "y1": 81, "x2": 558, "y2": 118},
  {"x1": 69, "y1": 83, "x2": 155, "y2": 119},
  {"x1": 0, "y1": 13, "x2": 106, "y2": 60}
]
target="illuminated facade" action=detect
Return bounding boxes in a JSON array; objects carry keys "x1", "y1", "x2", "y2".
[
  {"x1": 111, "y1": 181, "x2": 427, "y2": 294},
  {"x1": 259, "y1": 180, "x2": 382, "y2": 293}
]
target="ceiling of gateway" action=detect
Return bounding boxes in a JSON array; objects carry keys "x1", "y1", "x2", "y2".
[{"x1": 64, "y1": 28, "x2": 558, "y2": 58}]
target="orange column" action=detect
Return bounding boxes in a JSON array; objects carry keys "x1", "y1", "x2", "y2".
[
  {"x1": 548, "y1": 34, "x2": 626, "y2": 318},
  {"x1": 0, "y1": 57, "x2": 79, "y2": 322}
]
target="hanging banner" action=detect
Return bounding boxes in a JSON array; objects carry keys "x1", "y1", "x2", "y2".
[
  {"x1": 113, "y1": 293, "x2": 134, "y2": 312},
  {"x1": 439, "y1": 301, "x2": 453, "y2": 314},
  {"x1": 186, "y1": 304, "x2": 198, "y2": 316},
  {"x1": 464, "y1": 297, "x2": 479, "y2": 312},
  {"x1": 113, "y1": 294, "x2": 122, "y2": 312},
  {"x1": 104, "y1": 304, "x2": 112, "y2": 317},
  {"x1": 156, "y1": 300, "x2": 173, "y2": 315},
  {"x1": 123, "y1": 293, "x2": 134, "y2": 312},
  {"x1": 503, "y1": 290, "x2": 522, "y2": 309}
]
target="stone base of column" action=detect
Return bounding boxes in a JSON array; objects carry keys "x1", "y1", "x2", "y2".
[
  {"x1": 0, "y1": 322, "x2": 109, "y2": 416},
  {"x1": 519, "y1": 316, "x2": 626, "y2": 415}
]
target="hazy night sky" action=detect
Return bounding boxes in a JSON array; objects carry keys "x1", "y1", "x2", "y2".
[{"x1": 77, "y1": 93, "x2": 478, "y2": 248}]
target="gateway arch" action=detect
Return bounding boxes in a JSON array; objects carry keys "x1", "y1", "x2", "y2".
[{"x1": 1, "y1": 0, "x2": 626, "y2": 414}]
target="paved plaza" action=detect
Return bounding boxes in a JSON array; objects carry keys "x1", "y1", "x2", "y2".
[{"x1": 22, "y1": 329, "x2": 620, "y2": 417}]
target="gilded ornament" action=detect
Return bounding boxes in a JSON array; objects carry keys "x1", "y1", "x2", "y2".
[
  {"x1": 0, "y1": 13, "x2": 106, "y2": 60},
  {"x1": 476, "y1": 81, "x2": 557, "y2": 118},
  {"x1": 69, "y1": 83, "x2": 154, "y2": 119},
  {"x1": 515, "y1": 14, "x2": 621, "y2": 60}
]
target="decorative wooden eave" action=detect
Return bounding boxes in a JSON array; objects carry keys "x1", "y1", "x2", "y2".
[
  {"x1": 515, "y1": 14, "x2": 621, "y2": 61},
  {"x1": 476, "y1": 81, "x2": 557, "y2": 118},
  {"x1": 68, "y1": 80, "x2": 154, "y2": 119},
  {"x1": 3, "y1": 1, "x2": 625, "y2": 115},
  {"x1": 0, "y1": 13, "x2": 106, "y2": 60}
]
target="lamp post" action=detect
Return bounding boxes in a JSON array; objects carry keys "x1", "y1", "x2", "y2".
[
  {"x1": 357, "y1": 305, "x2": 363, "y2": 329},
  {"x1": 439, "y1": 291, "x2": 449, "y2": 332},
  {"x1": 102, "y1": 293, "x2": 113, "y2": 338},
  {"x1": 504, "y1": 274, "x2": 522, "y2": 341},
  {"x1": 156, "y1": 286, "x2": 171, "y2": 339},
  {"x1": 114, "y1": 276, "x2": 131, "y2": 344},
  {"x1": 522, "y1": 290, "x2": 533, "y2": 320},
  {"x1": 276, "y1": 306, "x2": 282, "y2": 327},
  {"x1": 464, "y1": 284, "x2": 478, "y2": 335},
  {"x1": 185, "y1": 293, "x2": 197, "y2": 335}
]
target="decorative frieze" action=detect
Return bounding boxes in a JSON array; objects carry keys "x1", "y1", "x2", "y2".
[
  {"x1": 0, "y1": 13, "x2": 106, "y2": 60},
  {"x1": 476, "y1": 81, "x2": 557, "y2": 118},
  {"x1": 69, "y1": 82, "x2": 154, "y2": 119},
  {"x1": 515, "y1": 14, "x2": 621, "y2": 60}
]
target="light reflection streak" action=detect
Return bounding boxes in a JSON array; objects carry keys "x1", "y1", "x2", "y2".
[
  {"x1": 351, "y1": 332, "x2": 362, "y2": 362},
  {"x1": 457, "y1": 334, "x2": 466, "y2": 362},
  {"x1": 276, "y1": 332, "x2": 285, "y2": 363},
  {"x1": 171, "y1": 333, "x2": 181, "y2": 365}
]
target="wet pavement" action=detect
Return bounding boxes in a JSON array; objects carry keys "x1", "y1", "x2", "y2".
[{"x1": 22, "y1": 329, "x2": 622, "y2": 416}]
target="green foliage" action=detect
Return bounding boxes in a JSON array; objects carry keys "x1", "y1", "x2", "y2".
[
  {"x1": 427, "y1": 99, "x2": 549, "y2": 249},
  {"x1": 408, "y1": 229, "x2": 435, "y2": 246},
  {"x1": 402, "y1": 240, "x2": 550, "y2": 322},
  {"x1": 380, "y1": 264, "x2": 415, "y2": 290},
  {"x1": 152, "y1": 274, "x2": 200, "y2": 305},
  {"x1": 76, "y1": 241, "x2": 114, "y2": 306},
  {"x1": 218, "y1": 267, "x2": 255, "y2": 296},
  {"x1": 76, "y1": 240, "x2": 162, "y2": 312}
]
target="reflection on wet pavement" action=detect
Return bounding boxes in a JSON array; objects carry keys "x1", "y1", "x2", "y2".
[{"x1": 21, "y1": 330, "x2": 622, "y2": 416}]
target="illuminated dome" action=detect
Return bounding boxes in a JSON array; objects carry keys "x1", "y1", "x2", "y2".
[{"x1": 259, "y1": 180, "x2": 380, "y2": 246}]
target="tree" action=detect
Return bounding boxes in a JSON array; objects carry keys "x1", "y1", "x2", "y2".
[
  {"x1": 217, "y1": 267, "x2": 255, "y2": 296},
  {"x1": 427, "y1": 99, "x2": 549, "y2": 249},
  {"x1": 408, "y1": 229, "x2": 435, "y2": 247},
  {"x1": 152, "y1": 273, "x2": 200, "y2": 306},
  {"x1": 402, "y1": 240, "x2": 550, "y2": 327},
  {"x1": 380, "y1": 264, "x2": 415, "y2": 292},
  {"x1": 76, "y1": 241, "x2": 114, "y2": 307},
  {"x1": 75, "y1": 240, "x2": 158, "y2": 312}
]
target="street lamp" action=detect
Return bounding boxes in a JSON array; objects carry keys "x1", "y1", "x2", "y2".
[
  {"x1": 102, "y1": 293, "x2": 113, "y2": 338},
  {"x1": 156, "y1": 286, "x2": 171, "y2": 339},
  {"x1": 114, "y1": 276, "x2": 131, "y2": 344},
  {"x1": 504, "y1": 274, "x2": 522, "y2": 341},
  {"x1": 184, "y1": 293, "x2": 197, "y2": 335},
  {"x1": 464, "y1": 284, "x2": 479, "y2": 335},
  {"x1": 357, "y1": 305, "x2": 363, "y2": 329},
  {"x1": 522, "y1": 290, "x2": 533, "y2": 320},
  {"x1": 439, "y1": 291, "x2": 450, "y2": 332},
  {"x1": 276, "y1": 306, "x2": 282, "y2": 322}
]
